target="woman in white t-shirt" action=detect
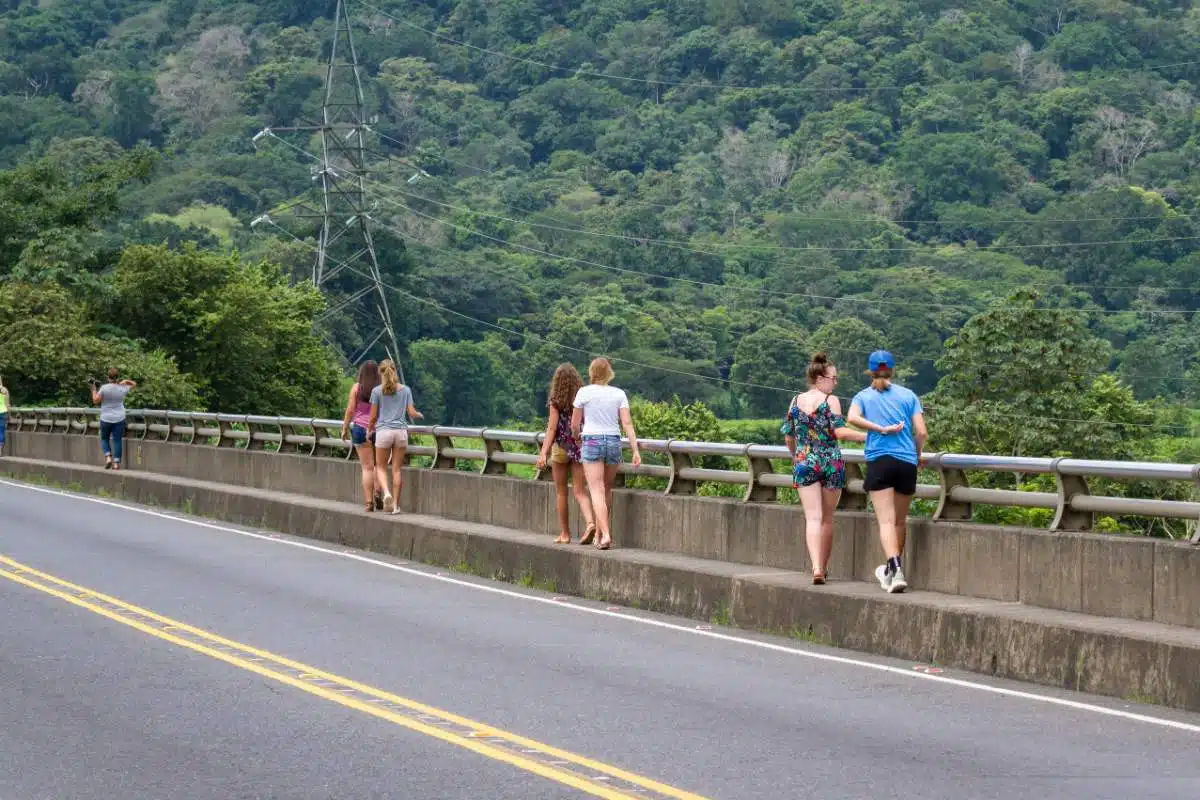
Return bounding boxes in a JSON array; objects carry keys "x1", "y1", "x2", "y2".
[{"x1": 571, "y1": 358, "x2": 641, "y2": 550}]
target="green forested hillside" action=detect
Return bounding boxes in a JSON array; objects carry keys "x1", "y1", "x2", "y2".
[{"x1": 2, "y1": 0, "x2": 1199, "y2": 460}]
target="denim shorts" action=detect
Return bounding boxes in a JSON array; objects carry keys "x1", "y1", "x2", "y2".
[
  {"x1": 350, "y1": 424, "x2": 370, "y2": 446},
  {"x1": 581, "y1": 435, "x2": 622, "y2": 465}
]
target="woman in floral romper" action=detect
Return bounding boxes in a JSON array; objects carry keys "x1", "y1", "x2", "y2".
[{"x1": 782, "y1": 353, "x2": 867, "y2": 584}]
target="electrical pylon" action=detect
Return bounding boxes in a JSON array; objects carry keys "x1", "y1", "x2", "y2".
[{"x1": 252, "y1": 0, "x2": 403, "y2": 378}]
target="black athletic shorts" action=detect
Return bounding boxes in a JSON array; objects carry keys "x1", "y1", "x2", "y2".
[{"x1": 863, "y1": 455, "x2": 918, "y2": 495}]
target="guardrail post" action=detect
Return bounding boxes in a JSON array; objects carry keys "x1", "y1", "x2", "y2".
[
  {"x1": 216, "y1": 417, "x2": 234, "y2": 447},
  {"x1": 932, "y1": 455, "x2": 972, "y2": 521},
  {"x1": 744, "y1": 448, "x2": 776, "y2": 502},
  {"x1": 151, "y1": 411, "x2": 170, "y2": 442},
  {"x1": 167, "y1": 414, "x2": 187, "y2": 444},
  {"x1": 1051, "y1": 458, "x2": 1092, "y2": 531},
  {"x1": 838, "y1": 462, "x2": 869, "y2": 510},
  {"x1": 246, "y1": 418, "x2": 265, "y2": 451},
  {"x1": 277, "y1": 419, "x2": 300, "y2": 454},
  {"x1": 480, "y1": 431, "x2": 507, "y2": 476},
  {"x1": 432, "y1": 428, "x2": 455, "y2": 470},
  {"x1": 307, "y1": 421, "x2": 335, "y2": 458},
  {"x1": 71, "y1": 410, "x2": 87, "y2": 436},
  {"x1": 665, "y1": 441, "x2": 695, "y2": 495},
  {"x1": 1191, "y1": 466, "x2": 1200, "y2": 545}
]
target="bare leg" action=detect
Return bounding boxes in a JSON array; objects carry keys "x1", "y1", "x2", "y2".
[
  {"x1": 871, "y1": 489, "x2": 901, "y2": 559},
  {"x1": 894, "y1": 492, "x2": 914, "y2": 556},
  {"x1": 819, "y1": 488, "x2": 841, "y2": 575},
  {"x1": 373, "y1": 447, "x2": 391, "y2": 509},
  {"x1": 355, "y1": 443, "x2": 375, "y2": 510},
  {"x1": 570, "y1": 462, "x2": 596, "y2": 534},
  {"x1": 583, "y1": 461, "x2": 610, "y2": 544},
  {"x1": 390, "y1": 446, "x2": 406, "y2": 513},
  {"x1": 552, "y1": 461, "x2": 571, "y2": 542},
  {"x1": 599, "y1": 464, "x2": 620, "y2": 548},
  {"x1": 798, "y1": 482, "x2": 827, "y2": 578}
]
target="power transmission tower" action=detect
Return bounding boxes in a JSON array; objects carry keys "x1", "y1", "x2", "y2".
[{"x1": 251, "y1": 0, "x2": 403, "y2": 379}]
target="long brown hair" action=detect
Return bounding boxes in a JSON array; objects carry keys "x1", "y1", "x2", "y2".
[
  {"x1": 355, "y1": 360, "x2": 380, "y2": 403},
  {"x1": 548, "y1": 363, "x2": 583, "y2": 412},
  {"x1": 379, "y1": 359, "x2": 400, "y2": 395}
]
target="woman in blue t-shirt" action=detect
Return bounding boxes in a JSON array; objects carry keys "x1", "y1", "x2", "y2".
[{"x1": 848, "y1": 351, "x2": 927, "y2": 595}]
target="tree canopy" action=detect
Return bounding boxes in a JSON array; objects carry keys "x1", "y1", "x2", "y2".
[{"x1": 0, "y1": 0, "x2": 1197, "y2": 461}]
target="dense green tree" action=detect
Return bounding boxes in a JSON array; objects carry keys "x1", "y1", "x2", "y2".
[
  {"x1": 0, "y1": 0, "x2": 1197, "y2": 461},
  {"x1": 927, "y1": 290, "x2": 1153, "y2": 459},
  {"x1": 109, "y1": 244, "x2": 342, "y2": 415},
  {"x1": 0, "y1": 282, "x2": 200, "y2": 410}
]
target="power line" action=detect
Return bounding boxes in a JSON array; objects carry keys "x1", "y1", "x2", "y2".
[
  {"x1": 356, "y1": 1, "x2": 1200, "y2": 95},
  {"x1": 361, "y1": 176, "x2": 1200, "y2": 294},
  {"x1": 264, "y1": 120, "x2": 1200, "y2": 296},
  {"x1": 354, "y1": 204, "x2": 1194, "y2": 383},
  {"x1": 258, "y1": 216, "x2": 1194, "y2": 435},
  {"x1": 360, "y1": 184, "x2": 1200, "y2": 316}
]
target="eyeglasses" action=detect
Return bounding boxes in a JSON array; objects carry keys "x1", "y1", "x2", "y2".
[{"x1": 820, "y1": 374, "x2": 839, "y2": 382}]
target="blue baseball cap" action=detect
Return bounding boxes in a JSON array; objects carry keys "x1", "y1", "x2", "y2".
[{"x1": 867, "y1": 350, "x2": 895, "y2": 371}]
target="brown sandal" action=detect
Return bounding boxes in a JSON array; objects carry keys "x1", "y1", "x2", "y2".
[
  {"x1": 596, "y1": 535, "x2": 612, "y2": 551},
  {"x1": 812, "y1": 572, "x2": 826, "y2": 585},
  {"x1": 579, "y1": 523, "x2": 597, "y2": 546}
]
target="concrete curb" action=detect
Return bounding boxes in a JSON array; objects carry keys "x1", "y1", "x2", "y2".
[{"x1": 4, "y1": 457, "x2": 1200, "y2": 713}]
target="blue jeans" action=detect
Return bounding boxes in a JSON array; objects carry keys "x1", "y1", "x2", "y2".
[
  {"x1": 100, "y1": 420, "x2": 126, "y2": 463},
  {"x1": 0, "y1": 413, "x2": 6, "y2": 447},
  {"x1": 581, "y1": 435, "x2": 622, "y2": 465}
]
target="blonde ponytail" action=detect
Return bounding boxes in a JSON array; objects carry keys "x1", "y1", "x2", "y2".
[{"x1": 379, "y1": 359, "x2": 399, "y2": 395}]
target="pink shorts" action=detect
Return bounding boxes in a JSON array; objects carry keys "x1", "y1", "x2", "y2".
[{"x1": 374, "y1": 428, "x2": 409, "y2": 449}]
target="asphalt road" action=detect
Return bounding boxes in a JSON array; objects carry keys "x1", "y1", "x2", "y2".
[{"x1": 0, "y1": 478, "x2": 1197, "y2": 800}]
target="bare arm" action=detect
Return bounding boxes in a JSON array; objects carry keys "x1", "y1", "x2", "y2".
[
  {"x1": 406, "y1": 401, "x2": 424, "y2": 421},
  {"x1": 91, "y1": 387, "x2": 102, "y2": 405},
  {"x1": 618, "y1": 407, "x2": 641, "y2": 467},
  {"x1": 121, "y1": 379, "x2": 137, "y2": 389},
  {"x1": 368, "y1": 403, "x2": 379, "y2": 433},
  {"x1": 829, "y1": 396, "x2": 867, "y2": 443},
  {"x1": 783, "y1": 396, "x2": 797, "y2": 456},
  {"x1": 536, "y1": 406, "x2": 558, "y2": 469},
  {"x1": 847, "y1": 402, "x2": 903, "y2": 435},
  {"x1": 341, "y1": 384, "x2": 358, "y2": 435},
  {"x1": 570, "y1": 407, "x2": 583, "y2": 441},
  {"x1": 912, "y1": 412, "x2": 928, "y2": 463}
]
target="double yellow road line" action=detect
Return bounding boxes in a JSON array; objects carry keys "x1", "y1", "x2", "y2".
[{"x1": 0, "y1": 554, "x2": 707, "y2": 800}]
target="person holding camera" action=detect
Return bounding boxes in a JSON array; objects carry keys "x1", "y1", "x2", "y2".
[{"x1": 91, "y1": 368, "x2": 136, "y2": 470}]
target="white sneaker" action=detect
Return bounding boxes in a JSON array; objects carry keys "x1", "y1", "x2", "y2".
[
  {"x1": 889, "y1": 567, "x2": 908, "y2": 594},
  {"x1": 383, "y1": 493, "x2": 394, "y2": 513},
  {"x1": 874, "y1": 564, "x2": 893, "y2": 592}
]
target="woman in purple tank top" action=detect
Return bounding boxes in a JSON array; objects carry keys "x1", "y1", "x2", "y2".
[
  {"x1": 341, "y1": 360, "x2": 381, "y2": 512},
  {"x1": 535, "y1": 363, "x2": 596, "y2": 544}
]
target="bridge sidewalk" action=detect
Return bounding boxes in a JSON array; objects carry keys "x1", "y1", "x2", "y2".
[{"x1": 2, "y1": 456, "x2": 1199, "y2": 713}]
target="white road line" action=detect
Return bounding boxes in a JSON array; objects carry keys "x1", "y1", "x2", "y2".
[{"x1": 2, "y1": 477, "x2": 1198, "y2": 735}]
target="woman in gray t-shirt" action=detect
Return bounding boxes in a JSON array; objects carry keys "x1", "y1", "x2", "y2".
[
  {"x1": 368, "y1": 359, "x2": 423, "y2": 514},
  {"x1": 91, "y1": 367, "x2": 137, "y2": 470}
]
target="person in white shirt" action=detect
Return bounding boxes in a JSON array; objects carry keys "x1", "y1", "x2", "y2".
[{"x1": 571, "y1": 358, "x2": 641, "y2": 550}]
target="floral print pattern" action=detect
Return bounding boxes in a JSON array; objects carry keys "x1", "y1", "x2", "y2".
[
  {"x1": 781, "y1": 398, "x2": 847, "y2": 490},
  {"x1": 552, "y1": 403, "x2": 582, "y2": 462}
]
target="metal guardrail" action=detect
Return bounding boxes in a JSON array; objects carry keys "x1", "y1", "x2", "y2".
[{"x1": 9, "y1": 407, "x2": 1200, "y2": 541}]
